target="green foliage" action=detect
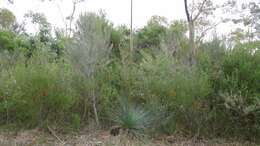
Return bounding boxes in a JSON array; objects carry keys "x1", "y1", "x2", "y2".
[
  {"x1": 0, "y1": 52, "x2": 78, "y2": 128},
  {"x1": 136, "y1": 16, "x2": 167, "y2": 50},
  {"x1": 0, "y1": 31, "x2": 18, "y2": 52},
  {"x1": 139, "y1": 52, "x2": 211, "y2": 106},
  {"x1": 0, "y1": 8, "x2": 16, "y2": 30},
  {"x1": 221, "y1": 46, "x2": 260, "y2": 97},
  {"x1": 197, "y1": 41, "x2": 260, "y2": 139},
  {"x1": 110, "y1": 25, "x2": 130, "y2": 59},
  {"x1": 137, "y1": 53, "x2": 211, "y2": 135},
  {"x1": 161, "y1": 20, "x2": 189, "y2": 58},
  {"x1": 197, "y1": 37, "x2": 226, "y2": 94},
  {"x1": 1, "y1": 7, "x2": 260, "y2": 143},
  {"x1": 101, "y1": 52, "x2": 211, "y2": 135},
  {"x1": 216, "y1": 46, "x2": 260, "y2": 138},
  {"x1": 67, "y1": 12, "x2": 112, "y2": 77},
  {"x1": 66, "y1": 12, "x2": 113, "y2": 126}
]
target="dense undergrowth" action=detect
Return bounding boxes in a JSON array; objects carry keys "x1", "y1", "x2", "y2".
[{"x1": 0, "y1": 10, "x2": 260, "y2": 143}]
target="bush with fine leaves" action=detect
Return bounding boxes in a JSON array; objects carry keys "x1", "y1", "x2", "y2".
[
  {"x1": 66, "y1": 12, "x2": 112, "y2": 126},
  {"x1": 139, "y1": 53, "x2": 211, "y2": 135},
  {"x1": 104, "y1": 52, "x2": 211, "y2": 135},
  {"x1": 0, "y1": 52, "x2": 78, "y2": 128},
  {"x1": 213, "y1": 46, "x2": 260, "y2": 139}
]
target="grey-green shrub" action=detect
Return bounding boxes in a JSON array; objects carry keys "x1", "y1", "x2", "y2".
[{"x1": 66, "y1": 12, "x2": 112, "y2": 126}]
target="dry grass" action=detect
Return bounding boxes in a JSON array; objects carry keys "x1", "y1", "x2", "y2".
[{"x1": 0, "y1": 128, "x2": 257, "y2": 146}]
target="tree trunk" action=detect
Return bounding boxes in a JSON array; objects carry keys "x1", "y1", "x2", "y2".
[
  {"x1": 92, "y1": 89, "x2": 99, "y2": 127},
  {"x1": 189, "y1": 22, "x2": 196, "y2": 57},
  {"x1": 184, "y1": 0, "x2": 196, "y2": 64}
]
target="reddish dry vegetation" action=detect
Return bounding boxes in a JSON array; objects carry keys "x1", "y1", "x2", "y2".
[{"x1": 0, "y1": 129, "x2": 256, "y2": 146}]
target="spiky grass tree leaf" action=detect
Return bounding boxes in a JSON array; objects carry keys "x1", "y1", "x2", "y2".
[{"x1": 111, "y1": 98, "x2": 155, "y2": 138}]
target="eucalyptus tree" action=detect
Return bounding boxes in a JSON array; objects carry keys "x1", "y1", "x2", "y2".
[
  {"x1": 184, "y1": 0, "x2": 216, "y2": 61},
  {"x1": 0, "y1": 8, "x2": 16, "y2": 30},
  {"x1": 183, "y1": 0, "x2": 236, "y2": 65},
  {"x1": 24, "y1": 11, "x2": 51, "y2": 44},
  {"x1": 67, "y1": 12, "x2": 112, "y2": 126}
]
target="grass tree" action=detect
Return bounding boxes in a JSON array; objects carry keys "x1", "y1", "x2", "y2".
[{"x1": 67, "y1": 12, "x2": 112, "y2": 126}]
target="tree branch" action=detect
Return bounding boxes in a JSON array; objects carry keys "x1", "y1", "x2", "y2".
[
  {"x1": 197, "y1": 21, "x2": 221, "y2": 43},
  {"x1": 7, "y1": 0, "x2": 14, "y2": 4},
  {"x1": 193, "y1": 0, "x2": 208, "y2": 21},
  {"x1": 68, "y1": 1, "x2": 77, "y2": 37}
]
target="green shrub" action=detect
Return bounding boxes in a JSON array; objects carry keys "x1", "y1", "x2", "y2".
[
  {"x1": 0, "y1": 31, "x2": 17, "y2": 52},
  {"x1": 0, "y1": 52, "x2": 78, "y2": 128},
  {"x1": 213, "y1": 46, "x2": 260, "y2": 139},
  {"x1": 141, "y1": 52, "x2": 211, "y2": 105},
  {"x1": 221, "y1": 47, "x2": 260, "y2": 96},
  {"x1": 107, "y1": 52, "x2": 212, "y2": 135}
]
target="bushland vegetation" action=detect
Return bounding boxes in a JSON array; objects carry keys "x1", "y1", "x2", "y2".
[{"x1": 0, "y1": 0, "x2": 260, "y2": 143}]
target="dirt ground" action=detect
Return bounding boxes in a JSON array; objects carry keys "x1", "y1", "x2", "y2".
[{"x1": 0, "y1": 128, "x2": 257, "y2": 146}]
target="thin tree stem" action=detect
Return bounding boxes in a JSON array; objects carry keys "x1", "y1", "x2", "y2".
[{"x1": 130, "y1": 0, "x2": 134, "y2": 56}]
